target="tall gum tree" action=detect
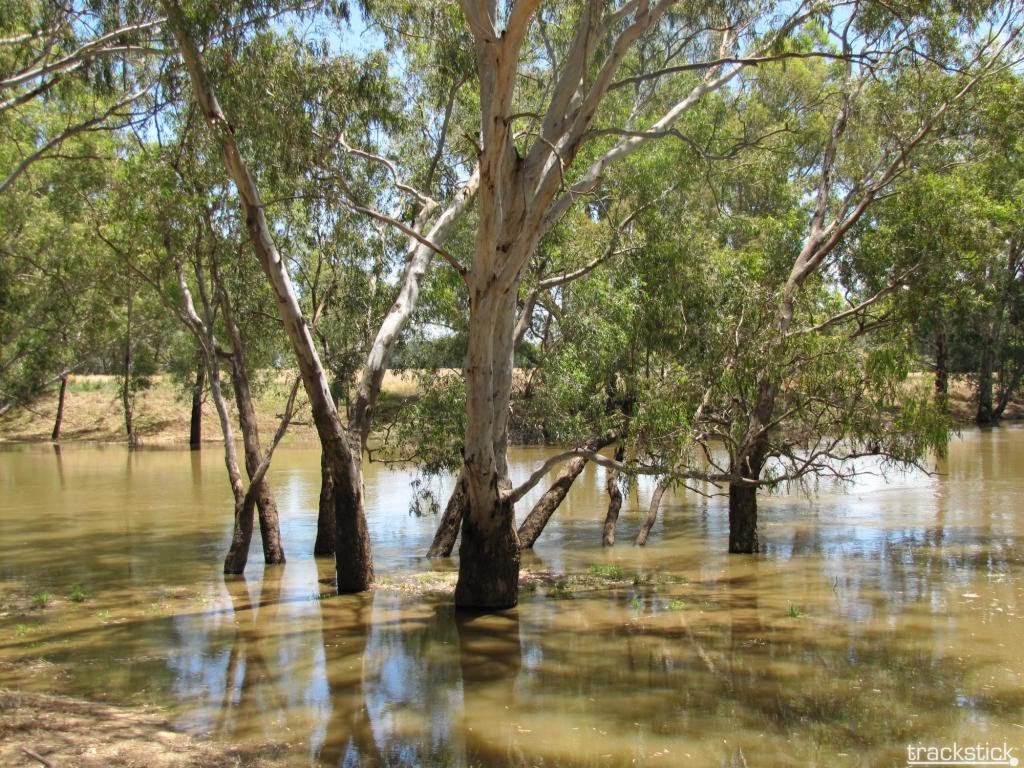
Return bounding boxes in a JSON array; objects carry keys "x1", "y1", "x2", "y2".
[{"x1": 450, "y1": 0, "x2": 842, "y2": 609}]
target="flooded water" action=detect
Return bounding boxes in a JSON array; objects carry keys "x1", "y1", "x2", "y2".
[{"x1": 1, "y1": 428, "x2": 1023, "y2": 767}]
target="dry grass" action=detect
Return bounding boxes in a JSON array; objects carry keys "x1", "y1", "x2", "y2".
[{"x1": 0, "y1": 371, "x2": 425, "y2": 445}]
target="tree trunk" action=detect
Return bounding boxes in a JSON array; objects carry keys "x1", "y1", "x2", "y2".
[
  {"x1": 601, "y1": 446, "x2": 626, "y2": 547},
  {"x1": 314, "y1": 448, "x2": 336, "y2": 556},
  {"x1": 221, "y1": 295, "x2": 285, "y2": 566},
  {"x1": 223, "y1": 496, "x2": 255, "y2": 574},
  {"x1": 934, "y1": 315, "x2": 948, "y2": 410},
  {"x1": 189, "y1": 356, "x2": 204, "y2": 449},
  {"x1": 518, "y1": 433, "x2": 615, "y2": 550},
  {"x1": 728, "y1": 481, "x2": 760, "y2": 554},
  {"x1": 427, "y1": 469, "x2": 467, "y2": 558},
  {"x1": 994, "y1": 361, "x2": 1024, "y2": 420},
  {"x1": 166, "y1": 5, "x2": 372, "y2": 593},
  {"x1": 977, "y1": 337, "x2": 997, "y2": 425},
  {"x1": 635, "y1": 477, "x2": 668, "y2": 546},
  {"x1": 51, "y1": 373, "x2": 68, "y2": 442},
  {"x1": 122, "y1": 292, "x2": 138, "y2": 450},
  {"x1": 330, "y1": 441, "x2": 374, "y2": 592},
  {"x1": 454, "y1": 495, "x2": 520, "y2": 611}
]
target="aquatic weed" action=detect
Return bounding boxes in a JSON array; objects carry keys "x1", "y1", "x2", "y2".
[
  {"x1": 588, "y1": 564, "x2": 624, "y2": 580},
  {"x1": 69, "y1": 584, "x2": 88, "y2": 603}
]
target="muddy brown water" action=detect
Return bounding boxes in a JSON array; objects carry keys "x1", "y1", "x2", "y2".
[{"x1": 1, "y1": 428, "x2": 1022, "y2": 767}]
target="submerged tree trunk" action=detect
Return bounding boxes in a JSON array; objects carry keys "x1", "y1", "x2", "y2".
[
  {"x1": 167, "y1": 6, "x2": 372, "y2": 592},
  {"x1": 601, "y1": 446, "x2": 626, "y2": 547},
  {"x1": 189, "y1": 356, "x2": 204, "y2": 450},
  {"x1": 221, "y1": 295, "x2": 284, "y2": 566},
  {"x1": 457, "y1": 278, "x2": 522, "y2": 611},
  {"x1": 314, "y1": 448, "x2": 336, "y2": 556},
  {"x1": 977, "y1": 336, "x2": 997, "y2": 425},
  {"x1": 427, "y1": 470, "x2": 467, "y2": 558},
  {"x1": 635, "y1": 477, "x2": 668, "y2": 546},
  {"x1": 728, "y1": 481, "x2": 760, "y2": 554},
  {"x1": 51, "y1": 372, "x2": 68, "y2": 442},
  {"x1": 454, "y1": 495, "x2": 520, "y2": 611},
  {"x1": 518, "y1": 433, "x2": 615, "y2": 550}
]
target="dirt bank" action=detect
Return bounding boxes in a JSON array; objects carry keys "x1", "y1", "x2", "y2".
[{"x1": 0, "y1": 690, "x2": 277, "y2": 768}]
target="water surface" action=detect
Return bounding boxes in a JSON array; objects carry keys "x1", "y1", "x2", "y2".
[{"x1": 1, "y1": 429, "x2": 1023, "y2": 766}]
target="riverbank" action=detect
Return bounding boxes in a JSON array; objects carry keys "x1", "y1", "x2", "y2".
[
  {"x1": 0, "y1": 690, "x2": 274, "y2": 768},
  {"x1": 0, "y1": 371, "x2": 1019, "y2": 445},
  {"x1": 0, "y1": 372, "x2": 420, "y2": 445}
]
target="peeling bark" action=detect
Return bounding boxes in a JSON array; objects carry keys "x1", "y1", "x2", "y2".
[{"x1": 454, "y1": 495, "x2": 520, "y2": 611}]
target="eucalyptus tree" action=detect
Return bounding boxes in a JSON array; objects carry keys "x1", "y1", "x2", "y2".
[
  {"x1": 964, "y1": 74, "x2": 1024, "y2": 423},
  {"x1": 445, "y1": 0, "x2": 881, "y2": 609},
  {"x1": 632, "y1": 11, "x2": 1024, "y2": 554},
  {"x1": 1, "y1": 0, "x2": 168, "y2": 420},
  {"x1": 0, "y1": 0, "x2": 165, "y2": 196},
  {"x1": 164, "y1": 0, "x2": 479, "y2": 593}
]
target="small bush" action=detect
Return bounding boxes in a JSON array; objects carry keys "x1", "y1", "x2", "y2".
[
  {"x1": 32, "y1": 591, "x2": 52, "y2": 609},
  {"x1": 69, "y1": 584, "x2": 88, "y2": 603}
]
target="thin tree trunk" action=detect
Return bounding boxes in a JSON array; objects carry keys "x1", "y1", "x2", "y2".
[
  {"x1": 189, "y1": 355, "x2": 204, "y2": 449},
  {"x1": 601, "y1": 446, "x2": 627, "y2": 547},
  {"x1": 427, "y1": 469, "x2": 467, "y2": 558},
  {"x1": 977, "y1": 334, "x2": 997, "y2": 425},
  {"x1": 934, "y1": 315, "x2": 948, "y2": 410},
  {"x1": 635, "y1": 477, "x2": 668, "y2": 546},
  {"x1": 517, "y1": 433, "x2": 615, "y2": 550},
  {"x1": 728, "y1": 481, "x2": 760, "y2": 554},
  {"x1": 51, "y1": 373, "x2": 68, "y2": 442},
  {"x1": 994, "y1": 362, "x2": 1024, "y2": 420},
  {"x1": 122, "y1": 291, "x2": 138, "y2": 450},
  {"x1": 314, "y1": 447, "x2": 336, "y2": 556},
  {"x1": 220, "y1": 293, "x2": 285, "y2": 566}
]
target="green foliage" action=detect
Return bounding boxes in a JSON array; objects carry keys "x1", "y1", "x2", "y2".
[
  {"x1": 588, "y1": 564, "x2": 625, "y2": 581},
  {"x1": 68, "y1": 585, "x2": 88, "y2": 603},
  {"x1": 32, "y1": 591, "x2": 52, "y2": 609}
]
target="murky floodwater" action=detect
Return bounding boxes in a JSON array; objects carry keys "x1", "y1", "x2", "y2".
[{"x1": 1, "y1": 428, "x2": 1023, "y2": 767}]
